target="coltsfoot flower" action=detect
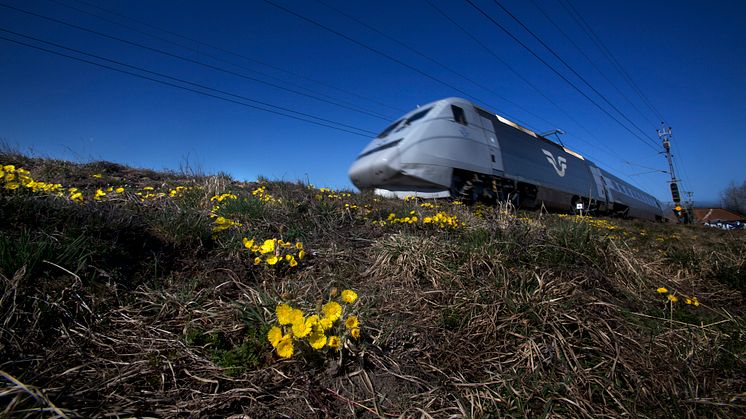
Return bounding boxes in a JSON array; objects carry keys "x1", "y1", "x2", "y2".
[
  {"x1": 341, "y1": 289, "x2": 358, "y2": 304},
  {"x1": 276, "y1": 304, "x2": 293, "y2": 325},
  {"x1": 276, "y1": 336, "x2": 294, "y2": 358},
  {"x1": 309, "y1": 331, "x2": 327, "y2": 349},
  {"x1": 328, "y1": 336, "x2": 341, "y2": 351},
  {"x1": 322, "y1": 301, "x2": 342, "y2": 322},
  {"x1": 350, "y1": 328, "x2": 360, "y2": 339},
  {"x1": 267, "y1": 326, "x2": 282, "y2": 347},
  {"x1": 345, "y1": 315, "x2": 359, "y2": 330}
]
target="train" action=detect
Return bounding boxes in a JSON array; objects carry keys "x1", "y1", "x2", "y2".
[{"x1": 348, "y1": 97, "x2": 665, "y2": 221}]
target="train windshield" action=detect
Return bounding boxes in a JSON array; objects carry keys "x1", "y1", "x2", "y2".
[
  {"x1": 376, "y1": 119, "x2": 404, "y2": 138},
  {"x1": 376, "y1": 107, "x2": 433, "y2": 138},
  {"x1": 402, "y1": 107, "x2": 431, "y2": 126}
]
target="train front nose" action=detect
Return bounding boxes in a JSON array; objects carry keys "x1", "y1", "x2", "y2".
[{"x1": 348, "y1": 148, "x2": 401, "y2": 190}]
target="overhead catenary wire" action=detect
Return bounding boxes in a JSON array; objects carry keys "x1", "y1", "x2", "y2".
[
  {"x1": 313, "y1": 0, "x2": 558, "y2": 130},
  {"x1": 0, "y1": 2, "x2": 394, "y2": 122},
  {"x1": 560, "y1": 1, "x2": 687, "y2": 199},
  {"x1": 527, "y1": 0, "x2": 660, "y2": 131},
  {"x1": 297, "y1": 0, "x2": 651, "y2": 186},
  {"x1": 488, "y1": 0, "x2": 661, "y2": 150},
  {"x1": 0, "y1": 30, "x2": 377, "y2": 138},
  {"x1": 51, "y1": 0, "x2": 407, "y2": 115},
  {"x1": 463, "y1": 0, "x2": 660, "y2": 152},
  {"x1": 425, "y1": 0, "x2": 622, "y2": 161},
  {"x1": 558, "y1": 0, "x2": 667, "y2": 124},
  {"x1": 261, "y1": 0, "x2": 540, "y2": 132}
]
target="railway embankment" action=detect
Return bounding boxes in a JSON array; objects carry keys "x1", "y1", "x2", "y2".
[{"x1": 1, "y1": 152, "x2": 744, "y2": 417}]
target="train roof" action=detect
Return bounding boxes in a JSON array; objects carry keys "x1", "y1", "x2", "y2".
[{"x1": 438, "y1": 98, "x2": 587, "y2": 162}]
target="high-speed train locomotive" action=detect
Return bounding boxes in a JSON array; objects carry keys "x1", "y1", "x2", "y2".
[{"x1": 348, "y1": 97, "x2": 664, "y2": 221}]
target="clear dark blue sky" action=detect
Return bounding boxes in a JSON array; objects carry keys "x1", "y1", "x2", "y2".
[{"x1": 1, "y1": 0, "x2": 744, "y2": 204}]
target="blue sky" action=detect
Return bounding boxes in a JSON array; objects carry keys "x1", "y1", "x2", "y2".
[{"x1": 1, "y1": 0, "x2": 744, "y2": 204}]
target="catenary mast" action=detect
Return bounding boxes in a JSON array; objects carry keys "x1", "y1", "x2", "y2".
[{"x1": 657, "y1": 124, "x2": 690, "y2": 222}]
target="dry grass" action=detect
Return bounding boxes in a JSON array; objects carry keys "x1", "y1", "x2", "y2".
[{"x1": 1, "y1": 154, "x2": 744, "y2": 417}]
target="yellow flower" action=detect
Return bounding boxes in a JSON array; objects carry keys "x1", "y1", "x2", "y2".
[
  {"x1": 298, "y1": 250, "x2": 305, "y2": 260},
  {"x1": 345, "y1": 315, "x2": 359, "y2": 330},
  {"x1": 143, "y1": 186, "x2": 154, "y2": 191},
  {"x1": 267, "y1": 326, "x2": 283, "y2": 347},
  {"x1": 276, "y1": 304, "x2": 293, "y2": 325},
  {"x1": 341, "y1": 289, "x2": 358, "y2": 304},
  {"x1": 667, "y1": 294, "x2": 678, "y2": 303},
  {"x1": 3, "y1": 164, "x2": 15, "y2": 172},
  {"x1": 253, "y1": 257, "x2": 262, "y2": 265},
  {"x1": 288, "y1": 257, "x2": 298, "y2": 267},
  {"x1": 692, "y1": 297, "x2": 700, "y2": 307},
  {"x1": 319, "y1": 317, "x2": 333, "y2": 331},
  {"x1": 115, "y1": 187, "x2": 124, "y2": 193},
  {"x1": 685, "y1": 298, "x2": 692, "y2": 305},
  {"x1": 289, "y1": 309, "x2": 304, "y2": 326},
  {"x1": 276, "y1": 336, "x2": 294, "y2": 358},
  {"x1": 94, "y1": 189, "x2": 106, "y2": 200},
  {"x1": 242, "y1": 238, "x2": 254, "y2": 249},
  {"x1": 292, "y1": 319, "x2": 311, "y2": 338},
  {"x1": 70, "y1": 192, "x2": 83, "y2": 202},
  {"x1": 92, "y1": 173, "x2": 102, "y2": 178},
  {"x1": 322, "y1": 301, "x2": 342, "y2": 322},
  {"x1": 328, "y1": 335, "x2": 341, "y2": 351},
  {"x1": 259, "y1": 239, "x2": 275, "y2": 254},
  {"x1": 266, "y1": 255, "x2": 279, "y2": 265},
  {"x1": 350, "y1": 328, "x2": 360, "y2": 339},
  {"x1": 656, "y1": 287, "x2": 668, "y2": 294},
  {"x1": 305, "y1": 315, "x2": 319, "y2": 328},
  {"x1": 285, "y1": 254, "x2": 292, "y2": 261},
  {"x1": 295, "y1": 242, "x2": 303, "y2": 250},
  {"x1": 309, "y1": 331, "x2": 327, "y2": 350}
]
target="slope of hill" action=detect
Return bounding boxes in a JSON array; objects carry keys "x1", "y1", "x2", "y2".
[{"x1": 1, "y1": 153, "x2": 744, "y2": 417}]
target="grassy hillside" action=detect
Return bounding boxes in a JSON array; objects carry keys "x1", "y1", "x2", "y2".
[{"x1": 1, "y1": 152, "x2": 744, "y2": 417}]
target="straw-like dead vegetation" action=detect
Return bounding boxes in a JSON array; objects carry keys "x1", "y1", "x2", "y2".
[{"x1": 1, "y1": 153, "x2": 744, "y2": 417}]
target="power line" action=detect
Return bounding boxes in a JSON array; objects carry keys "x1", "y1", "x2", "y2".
[
  {"x1": 463, "y1": 1, "x2": 659, "y2": 153},
  {"x1": 0, "y1": 2, "x2": 393, "y2": 122},
  {"x1": 558, "y1": 0, "x2": 667, "y2": 123},
  {"x1": 527, "y1": 0, "x2": 660, "y2": 131},
  {"x1": 314, "y1": 0, "x2": 555, "y2": 130},
  {"x1": 463, "y1": 0, "x2": 660, "y2": 152},
  {"x1": 53, "y1": 0, "x2": 406, "y2": 115},
  {"x1": 425, "y1": 0, "x2": 662, "y2": 187},
  {"x1": 261, "y1": 0, "x2": 537, "y2": 130},
  {"x1": 425, "y1": 0, "x2": 622, "y2": 161},
  {"x1": 46, "y1": 0, "x2": 398, "y2": 120},
  {"x1": 488, "y1": 0, "x2": 660, "y2": 149},
  {"x1": 0, "y1": 29, "x2": 376, "y2": 137}
]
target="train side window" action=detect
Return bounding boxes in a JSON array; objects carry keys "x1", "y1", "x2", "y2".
[{"x1": 451, "y1": 105, "x2": 467, "y2": 125}]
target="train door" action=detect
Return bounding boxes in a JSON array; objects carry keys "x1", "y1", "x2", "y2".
[
  {"x1": 476, "y1": 109, "x2": 504, "y2": 175},
  {"x1": 589, "y1": 166, "x2": 612, "y2": 207}
]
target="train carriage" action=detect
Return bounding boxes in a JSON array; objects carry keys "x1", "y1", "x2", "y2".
[{"x1": 348, "y1": 97, "x2": 664, "y2": 221}]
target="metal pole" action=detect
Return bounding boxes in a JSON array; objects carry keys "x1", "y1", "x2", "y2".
[{"x1": 657, "y1": 124, "x2": 687, "y2": 222}]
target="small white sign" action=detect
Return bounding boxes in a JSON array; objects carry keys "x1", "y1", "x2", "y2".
[{"x1": 576, "y1": 203, "x2": 584, "y2": 210}]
